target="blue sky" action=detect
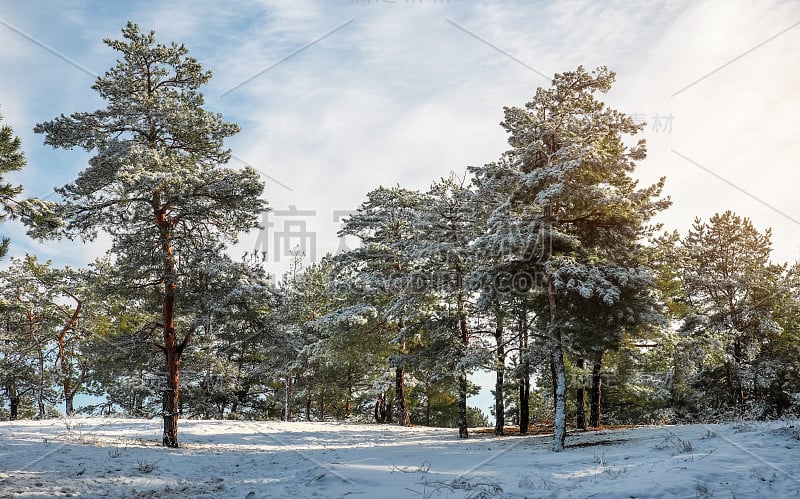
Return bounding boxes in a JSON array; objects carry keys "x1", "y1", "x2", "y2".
[
  {"x1": 2, "y1": 0, "x2": 799, "y2": 270},
  {"x1": 2, "y1": 0, "x2": 799, "y2": 416}
]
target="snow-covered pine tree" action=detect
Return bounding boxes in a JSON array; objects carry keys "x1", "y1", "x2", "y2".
[
  {"x1": 0, "y1": 110, "x2": 25, "y2": 258},
  {"x1": 178, "y1": 251, "x2": 278, "y2": 420},
  {"x1": 560, "y1": 263, "x2": 663, "y2": 427},
  {"x1": 414, "y1": 175, "x2": 483, "y2": 438},
  {"x1": 15, "y1": 256, "x2": 97, "y2": 417},
  {"x1": 0, "y1": 257, "x2": 64, "y2": 419},
  {"x1": 679, "y1": 211, "x2": 791, "y2": 415},
  {"x1": 472, "y1": 66, "x2": 669, "y2": 450},
  {"x1": 470, "y1": 159, "x2": 541, "y2": 436},
  {"x1": 0, "y1": 109, "x2": 57, "y2": 258},
  {"x1": 336, "y1": 186, "x2": 427, "y2": 426},
  {"x1": 34, "y1": 23, "x2": 266, "y2": 446}
]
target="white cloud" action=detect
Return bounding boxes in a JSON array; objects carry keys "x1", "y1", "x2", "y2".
[{"x1": 1, "y1": 0, "x2": 798, "y2": 271}]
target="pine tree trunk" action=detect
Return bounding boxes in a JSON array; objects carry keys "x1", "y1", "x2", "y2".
[
  {"x1": 733, "y1": 340, "x2": 745, "y2": 407},
  {"x1": 161, "y1": 273, "x2": 180, "y2": 446},
  {"x1": 36, "y1": 349, "x2": 45, "y2": 420},
  {"x1": 230, "y1": 398, "x2": 238, "y2": 416},
  {"x1": 6, "y1": 380, "x2": 18, "y2": 420},
  {"x1": 550, "y1": 355, "x2": 557, "y2": 413},
  {"x1": 549, "y1": 275, "x2": 567, "y2": 451},
  {"x1": 10, "y1": 396, "x2": 19, "y2": 420},
  {"x1": 345, "y1": 372, "x2": 352, "y2": 419},
  {"x1": 58, "y1": 300, "x2": 82, "y2": 418},
  {"x1": 590, "y1": 350, "x2": 604, "y2": 428},
  {"x1": 494, "y1": 314, "x2": 505, "y2": 436},
  {"x1": 284, "y1": 372, "x2": 292, "y2": 421},
  {"x1": 457, "y1": 295, "x2": 469, "y2": 439},
  {"x1": 65, "y1": 393, "x2": 75, "y2": 418},
  {"x1": 157, "y1": 201, "x2": 182, "y2": 448},
  {"x1": 319, "y1": 373, "x2": 326, "y2": 420},
  {"x1": 374, "y1": 394, "x2": 386, "y2": 423},
  {"x1": 425, "y1": 391, "x2": 431, "y2": 426},
  {"x1": 576, "y1": 357, "x2": 586, "y2": 430},
  {"x1": 27, "y1": 314, "x2": 46, "y2": 420},
  {"x1": 519, "y1": 372, "x2": 530, "y2": 434},
  {"x1": 458, "y1": 367, "x2": 469, "y2": 438},
  {"x1": 518, "y1": 309, "x2": 530, "y2": 435},
  {"x1": 395, "y1": 365, "x2": 410, "y2": 426}
]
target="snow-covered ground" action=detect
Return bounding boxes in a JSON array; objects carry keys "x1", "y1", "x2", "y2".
[{"x1": 1, "y1": 418, "x2": 798, "y2": 498}]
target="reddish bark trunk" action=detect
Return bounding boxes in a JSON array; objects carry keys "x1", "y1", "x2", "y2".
[{"x1": 156, "y1": 196, "x2": 187, "y2": 448}]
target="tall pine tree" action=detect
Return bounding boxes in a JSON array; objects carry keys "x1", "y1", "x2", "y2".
[
  {"x1": 472, "y1": 66, "x2": 669, "y2": 450},
  {"x1": 34, "y1": 23, "x2": 266, "y2": 446}
]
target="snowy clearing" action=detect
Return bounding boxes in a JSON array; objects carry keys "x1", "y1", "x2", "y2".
[{"x1": 1, "y1": 418, "x2": 799, "y2": 498}]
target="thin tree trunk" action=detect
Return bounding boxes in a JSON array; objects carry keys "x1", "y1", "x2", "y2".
[
  {"x1": 425, "y1": 390, "x2": 431, "y2": 426},
  {"x1": 549, "y1": 275, "x2": 567, "y2": 451},
  {"x1": 319, "y1": 375, "x2": 326, "y2": 420},
  {"x1": 458, "y1": 367, "x2": 468, "y2": 438},
  {"x1": 576, "y1": 357, "x2": 586, "y2": 430},
  {"x1": 345, "y1": 371, "x2": 352, "y2": 419},
  {"x1": 374, "y1": 393, "x2": 386, "y2": 423},
  {"x1": 494, "y1": 313, "x2": 505, "y2": 436},
  {"x1": 550, "y1": 355, "x2": 557, "y2": 413},
  {"x1": 590, "y1": 350, "x2": 604, "y2": 428},
  {"x1": 35, "y1": 337, "x2": 45, "y2": 420},
  {"x1": 457, "y1": 290, "x2": 469, "y2": 439},
  {"x1": 395, "y1": 365, "x2": 410, "y2": 426},
  {"x1": 23, "y1": 308, "x2": 46, "y2": 420},
  {"x1": 519, "y1": 307, "x2": 530, "y2": 435},
  {"x1": 6, "y1": 380, "x2": 18, "y2": 421},
  {"x1": 284, "y1": 371, "x2": 292, "y2": 421},
  {"x1": 57, "y1": 296, "x2": 83, "y2": 417},
  {"x1": 520, "y1": 369, "x2": 530, "y2": 434},
  {"x1": 394, "y1": 319, "x2": 410, "y2": 427},
  {"x1": 733, "y1": 339, "x2": 745, "y2": 407}
]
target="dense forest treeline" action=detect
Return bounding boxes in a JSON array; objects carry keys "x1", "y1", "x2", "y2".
[{"x1": 1, "y1": 24, "x2": 798, "y2": 451}]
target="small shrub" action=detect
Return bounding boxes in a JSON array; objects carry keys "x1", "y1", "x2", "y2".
[{"x1": 135, "y1": 460, "x2": 158, "y2": 473}]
